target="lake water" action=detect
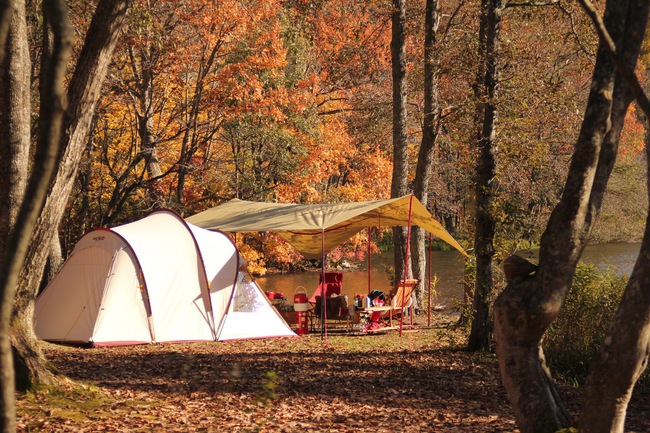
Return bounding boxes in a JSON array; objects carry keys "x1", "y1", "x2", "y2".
[
  {"x1": 516, "y1": 242, "x2": 641, "y2": 277},
  {"x1": 255, "y1": 243, "x2": 642, "y2": 309}
]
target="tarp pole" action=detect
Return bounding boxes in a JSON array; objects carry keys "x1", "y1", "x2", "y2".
[
  {"x1": 367, "y1": 226, "x2": 372, "y2": 294},
  {"x1": 374, "y1": 216, "x2": 382, "y2": 296},
  {"x1": 428, "y1": 232, "x2": 432, "y2": 327},
  {"x1": 321, "y1": 228, "x2": 327, "y2": 344},
  {"x1": 400, "y1": 195, "x2": 414, "y2": 337}
]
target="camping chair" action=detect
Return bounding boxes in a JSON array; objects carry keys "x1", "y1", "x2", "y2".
[
  {"x1": 309, "y1": 272, "x2": 343, "y2": 302},
  {"x1": 385, "y1": 279, "x2": 418, "y2": 329},
  {"x1": 309, "y1": 272, "x2": 350, "y2": 331},
  {"x1": 356, "y1": 279, "x2": 418, "y2": 333},
  {"x1": 313, "y1": 294, "x2": 352, "y2": 330}
]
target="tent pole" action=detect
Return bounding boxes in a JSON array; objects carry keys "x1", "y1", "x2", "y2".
[
  {"x1": 400, "y1": 195, "x2": 414, "y2": 337},
  {"x1": 428, "y1": 232, "x2": 432, "y2": 327}
]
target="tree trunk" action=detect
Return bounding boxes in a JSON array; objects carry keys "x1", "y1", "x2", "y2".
[
  {"x1": 1, "y1": 1, "x2": 72, "y2": 430},
  {"x1": 43, "y1": 233, "x2": 62, "y2": 289},
  {"x1": 1, "y1": 0, "x2": 31, "y2": 429},
  {"x1": 390, "y1": 0, "x2": 410, "y2": 283},
  {"x1": 580, "y1": 205, "x2": 650, "y2": 432},
  {"x1": 0, "y1": 0, "x2": 29, "y2": 255},
  {"x1": 138, "y1": 87, "x2": 163, "y2": 174},
  {"x1": 128, "y1": 40, "x2": 165, "y2": 207},
  {"x1": 10, "y1": 0, "x2": 132, "y2": 392},
  {"x1": 412, "y1": 0, "x2": 440, "y2": 309},
  {"x1": 579, "y1": 9, "x2": 650, "y2": 427},
  {"x1": 468, "y1": 0, "x2": 502, "y2": 352},
  {"x1": 493, "y1": 0, "x2": 648, "y2": 431}
]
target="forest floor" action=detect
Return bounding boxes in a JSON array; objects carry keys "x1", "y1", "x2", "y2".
[{"x1": 16, "y1": 314, "x2": 650, "y2": 432}]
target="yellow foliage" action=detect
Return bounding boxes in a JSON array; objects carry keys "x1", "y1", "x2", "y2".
[
  {"x1": 237, "y1": 239, "x2": 267, "y2": 277},
  {"x1": 619, "y1": 104, "x2": 646, "y2": 158}
]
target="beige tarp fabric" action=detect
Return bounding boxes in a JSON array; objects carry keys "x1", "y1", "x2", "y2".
[{"x1": 186, "y1": 195, "x2": 467, "y2": 259}]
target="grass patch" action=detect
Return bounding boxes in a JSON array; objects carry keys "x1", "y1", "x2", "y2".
[
  {"x1": 21, "y1": 383, "x2": 111, "y2": 420},
  {"x1": 18, "y1": 381, "x2": 163, "y2": 431}
]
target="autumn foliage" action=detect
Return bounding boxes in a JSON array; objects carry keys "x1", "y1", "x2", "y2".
[{"x1": 58, "y1": 0, "x2": 648, "y2": 270}]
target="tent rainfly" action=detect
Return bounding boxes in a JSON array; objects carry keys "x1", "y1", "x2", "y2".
[
  {"x1": 186, "y1": 195, "x2": 468, "y2": 258},
  {"x1": 33, "y1": 210, "x2": 296, "y2": 346}
]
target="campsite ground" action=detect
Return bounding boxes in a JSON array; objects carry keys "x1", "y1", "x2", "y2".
[{"x1": 16, "y1": 315, "x2": 650, "y2": 432}]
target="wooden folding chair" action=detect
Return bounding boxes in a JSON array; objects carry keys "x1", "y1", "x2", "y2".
[{"x1": 387, "y1": 279, "x2": 418, "y2": 329}]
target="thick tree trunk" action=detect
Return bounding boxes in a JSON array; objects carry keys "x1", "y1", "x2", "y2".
[
  {"x1": 580, "y1": 64, "x2": 650, "y2": 430},
  {"x1": 493, "y1": 1, "x2": 648, "y2": 431},
  {"x1": 11, "y1": 0, "x2": 132, "y2": 391},
  {"x1": 0, "y1": 0, "x2": 29, "y2": 254},
  {"x1": 580, "y1": 212, "x2": 650, "y2": 432},
  {"x1": 411, "y1": 0, "x2": 440, "y2": 309},
  {"x1": 468, "y1": 0, "x2": 502, "y2": 352},
  {"x1": 390, "y1": 0, "x2": 410, "y2": 283},
  {"x1": 493, "y1": 267, "x2": 573, "y2": 432},
  {"x1": 1, "y1": 1, "x2": 72, "y2": 430},
  {"x1": 0, "y1": 1, "x2": 31, "y2": 429},
  {"x1": 0, "y1": 1, "x2": 60, "y2": 390},
  {"x1": 10, "y1": 307, "x2": 54, "y2": 392}
]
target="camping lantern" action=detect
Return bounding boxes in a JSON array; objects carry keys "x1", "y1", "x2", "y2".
[{"x1": 293, "y1": 287, "x2": 309, "y2": 335}]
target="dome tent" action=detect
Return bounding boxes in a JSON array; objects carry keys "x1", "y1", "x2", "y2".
[{"x1": 34, "y1": 210, "x2": 295, "y2": 346}]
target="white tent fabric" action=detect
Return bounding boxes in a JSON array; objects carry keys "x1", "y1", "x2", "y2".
[
  {"x1": 34, "y1": 210, "x2": 295, "y2": 346},
  {"x1": 187, "y1": 224, "x2": 295, "y2": 341}
]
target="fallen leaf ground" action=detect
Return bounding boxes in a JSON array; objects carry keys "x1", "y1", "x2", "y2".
[{"x1": 16, "y1": 315, "x2": 650, "y2": 432}]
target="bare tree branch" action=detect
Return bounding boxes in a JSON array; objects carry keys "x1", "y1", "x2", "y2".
[
  {"x1": 505, "y1": 0, "x2": 558, "y2": 8},
  {"x1": 554, "y1": 2, "x2": 597, "y2": 60}
]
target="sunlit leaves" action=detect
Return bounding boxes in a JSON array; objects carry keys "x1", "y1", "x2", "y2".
[
  {"x1": 619, "y1": 105, "x2": 646, "y2": 157},
  {"x1": 59, "y1": 0, "x2": 647, "y2": 274}
]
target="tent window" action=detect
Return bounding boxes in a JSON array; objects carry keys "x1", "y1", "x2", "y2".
[{"x1": 232, "y1": 272, "x2": 263, "y2": 313}]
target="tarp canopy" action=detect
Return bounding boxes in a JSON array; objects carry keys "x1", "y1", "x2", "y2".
[{"x1": 186, "y1": 195, "x2": 467, "y2": 258}]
